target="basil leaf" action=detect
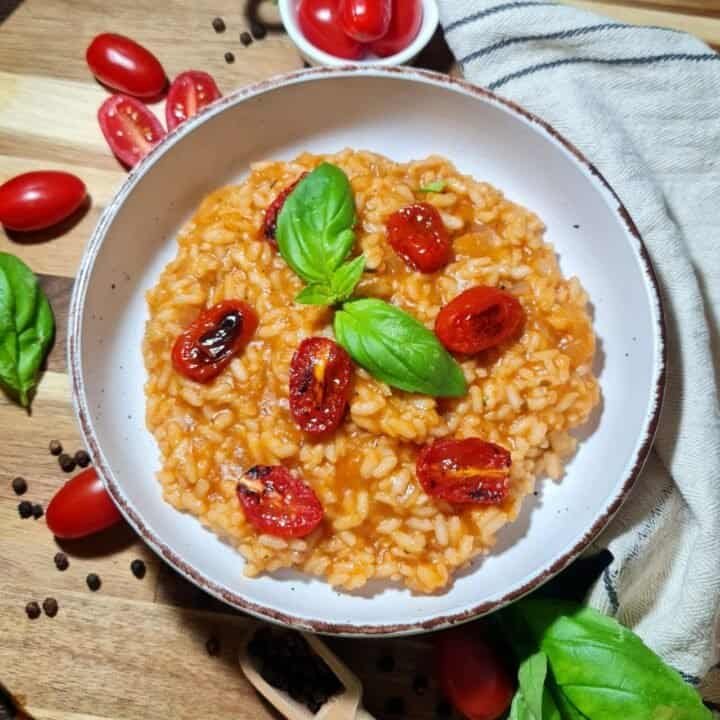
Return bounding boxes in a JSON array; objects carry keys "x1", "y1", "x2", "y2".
[
  {"x1": 277, "y1": 162, "x2": 356, "y2": 284},
  {"x1": 0, "y1": 253, "x2": 55, "y2": 407},
  {"x1": 295, "y1": 283, "x2": 337, "y2": 306},
  {"x1": 420, "y1": 180, "x2": 447, "y2": 193},
  {"x1": 510, "y1": 652, "x2": 564, "y2": 720},
  {"x1": 333, "y1": 298, "x2": 466, "y2": 397},
  {"x1": 295, "y1": 255, "x2": 366, "y2": 306}
]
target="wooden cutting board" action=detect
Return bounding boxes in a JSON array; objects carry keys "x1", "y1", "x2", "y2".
[{"x1": 0, "y1": 2, "x2": 717, "y2": 719}]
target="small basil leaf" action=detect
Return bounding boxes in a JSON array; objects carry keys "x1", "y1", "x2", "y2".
[
  {"x1": 277, "y1": 163, "x2": 356, "y2": 284},
  {"x1": 519, "y1": 652, "x2": 549, "y2": 719},
  {"x1": 334, "y1": 298, "x2": 466, "y2": 397},
  {"x1": 295, "y1": 283, "x2": 336, "y2": 306},
  {"x1": 330, "y1": 255, "x2": 365, "y2": 303},
  {"x1": 420, "y1": 180, "x2": 447, "y2": 193}
]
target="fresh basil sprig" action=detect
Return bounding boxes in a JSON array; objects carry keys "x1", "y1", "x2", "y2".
[
  {"x1": 295, "y1": 254, "x2": 366, "y2": 306},
  {"x1": 0, "y1": 253, "x2": 55, "y2": 407},
  {"x1": 334, "y1": 298, "x2": 466, "y2": 397}
]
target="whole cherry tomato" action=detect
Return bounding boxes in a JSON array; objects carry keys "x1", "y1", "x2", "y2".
[
  {"x1": 172, "y1": 300, "x2": 258, "y2": 383},
  {"x1": 46, "y1": 467, "x2": 123, "y2": 539},
  {"x1": 416, "y1": 438, "x2": 511, "y2": 504},
  {"x1": 289, "y1": 337, "x2": 353, "y2": 435},
  {"x1": 370, "y1": 0, "x2": 423, "y2": 57},
  {"x1": 86, "y1": 33, "x2": 167, "y2": 98},
  {"x1": 237, "y1": 465, "x2": 324, "y2": 538},
  {"x1": 298, "y1": 0, "x2": 365, "y2": 60},
  {"x1": 341, "y1": 0, "x2": 392, "y2": 42},
  {"x1": 386, "y1": 202, "x2": 452, "y2": 273},
  {"x1": 262, "y1": 172, "x2": 309, "y2": 246},
  {"x1": 166, "y1": 71, "x2": 222, "y2": 131},
  {"x1": 0, "y1": 171, "x2": 86, "y2": 231},
  {"x1": 435, "y1": 286, "x2": 525, "y2": 355},
  {"x1": 98, "y1": 94, "x2": 167, "y2": 168},
  {"x1": 435, "y1": 626, "x2": 514, "y2": 720}
]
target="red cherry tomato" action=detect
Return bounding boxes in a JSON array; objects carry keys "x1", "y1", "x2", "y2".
[
  {"x1": 237, "y1": 465, "x2": 324, "y2": 538},
  {"x1": 289, "y1": 337, "x2": 353, "y2": 435},
  {"x1": 98, "y1": 94, "x2": 167, "y2": 168},
  {"x1": 435, "y1": 627, "x2": 514, "y2": 720},
  {"x1": 172, "y1": 300, "x2": 258, "y2": 383},
  {"x1": 46, "y1": 468, "x2": 123, "y2": 539},
  {"x1": 416, "y1": 438, "x2": 511, "y2": 505},
  {"x1": 298, "y1": 0, "x2": 365, "y2": 60},
  {"x1": 435, "y1": 286, "x2": 525, "y2": 355},
  {"x1": 166, "y1": 71, "x2": 222, "y2": 131},
  {"x1": 386, "y1": 202, "x2": 451, "y2": 273},
  {"x1": 262, "y1": 172, "x2": 309, "y2": 247},
  {"x1": 86, "y1": 33, "x2": 167, "y2": 98},
  {"x1": 370, "y1": 0, "x2": 422, "y2": 57},
  {"x1": 341, "y1": 0, "x2": 391, "y2": 42},
  {"x1": 0, "y1": 171, "x2": 86, "y2": 231}
]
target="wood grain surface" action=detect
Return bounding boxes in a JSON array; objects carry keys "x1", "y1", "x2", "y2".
[{"x1": 0, "y1": 1, "x2": 717, "y2": 718}]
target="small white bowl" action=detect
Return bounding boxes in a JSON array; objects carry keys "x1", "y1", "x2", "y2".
[{"x1": 279, "y1": 0, "x2": 439, "y2": 67}]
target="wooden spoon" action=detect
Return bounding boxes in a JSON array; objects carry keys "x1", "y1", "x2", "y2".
[{"x1": 239, "y1": 626, "x2": 375, "y2": 719}]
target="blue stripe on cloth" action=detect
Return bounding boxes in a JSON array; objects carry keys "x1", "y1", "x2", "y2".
[
  {"x1": 445, "y1": 0, "x2": 558, "y2": 33},
  {"x1": 488, "y1": 53, "x2": 720, "y2": 90}
]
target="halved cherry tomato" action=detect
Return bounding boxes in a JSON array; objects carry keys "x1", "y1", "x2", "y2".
[
  {"x1": 166, "y1": 71, "x2": 222, "y2": 131},
  {"x1": 370, "y1": 0, "x2": 422, "y2": 57},
  {"x1": 237, "y1": 465, "x2": 324, "y2": 538},
  {"x1": 289, "y1": 337, "x2": 353, "y2": 435},
  {"x1": 341, "y1": 0, "x2": 391, "y2": 42},
  {"x1": 46, "y1": 468, "x2": 123, "y2": 539},
  {"x1": 172, "y1": 300, "x2": 258, "y2": 383},
  {"x1": 435, "y1": 626, "x2": 514, "y2": 720},
  {"x1": 0, "y1": 171, "x2": 86, "y2": 231},
  {"x1": 262, "y1": 172, "x2": 309, "y2": 247},
  {"x1": 386, "y1": 202, "x2": 451, "y2": 273},
  {"x1": 298, "y1": 0, "x2": 365, "y2": 60},
  {"x1": 416, "y1": 438, "x2": 511, "y2": 504},
  {"x1": 86, "y1": 33, "x2": 167, "y2": 98},
  {"x1": 98, "y1": 94, "x2": 167, "y2": 168},
  {"x1": 435, "y1": 286, "x2": 525, "y2": 355}
]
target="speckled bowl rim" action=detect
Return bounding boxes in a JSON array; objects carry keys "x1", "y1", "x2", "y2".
[{"x1": 68, "y1": 66, "x2": 666, "y2": 636}]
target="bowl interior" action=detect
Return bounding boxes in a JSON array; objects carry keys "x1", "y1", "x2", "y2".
[{"x1": 73, "y1": 70, "x2": 663, "y2": 634}]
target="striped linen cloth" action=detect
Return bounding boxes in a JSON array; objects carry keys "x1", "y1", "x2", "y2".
[{"x1": 436, "y1": 0, "x2": 720, "y2": 692}]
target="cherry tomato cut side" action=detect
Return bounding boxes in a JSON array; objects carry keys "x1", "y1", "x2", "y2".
[
  {"x1": 416, "y1": 438, "x2": 511, "y2": 505},
  {"x1": 370, "y1": 0, "x2": 423, "y2": 57},
  {"x1": 298, "y1": 0, "x2": 366, "y2": 60},
  {"x1": 166, "y1": 70, "x2": 222, "y2": 131},
  {"x1": 341, "y1": 0, "x2": 392, "y2": 42},
  {"x1": 237, "y1": 465, "x2": 324, "y2": 538},
  {"x1": 386, "y1": 202, "x2": 452, "y2": 273},
  {"x1": 262, "y1": 173, "x2": 308, "y2": 247},
  {"x1": 435, "y1": 286, "x2": 525, "y2": 355},
  {"x1": 172, "y1": 300, "x2": 258, "y2": 383}
]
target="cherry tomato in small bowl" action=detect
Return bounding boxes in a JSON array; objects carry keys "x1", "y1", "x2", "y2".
[
  {"x1": 386, "y1": 201, "x2": 451, "y2": 273},
  {"x1": 86, "y1": 33, "x2": 167, "y2": 98},
  {"x1": 0, "y1": 171, "x2": 86, "y2": 232},
  {"x1": 166, "y1": 71, "x2": 222, "y2": 131},
  {"x1": 341, "y1": 0, "x2": 391, "y2": 42},
  {"x1": 46, "y1": 467, "x2": 123, "y2": 539},
  {"x1": 370, "y1": 0, "x2": 423, "y2": 57},
  {"x1": 298, "y1": 0, "x2": 365, "y2": 60},
  {"x1": 98, "y1": 94, "x2": 167, "y2": 169}
]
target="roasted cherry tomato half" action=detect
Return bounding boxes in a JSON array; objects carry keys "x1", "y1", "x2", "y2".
[
  {"x1": 262, "y1": 173, "x2": 308, "y2": 247},
  {"x1": 46, "y1": 468, "x2": 123, "y2": 539},
  {"x1": 237, "y1": 465, "x2": 324, "y2": 538},
  {"x1": 416, "y1": 438, "x2": 511, "y2": 505},
  {"x1": 86, "y1": 33, "x2": 167, "y2": 98},
  {"x1": 435, "y1": 626, "x2": 514, "y2": 720},
  {"x1": 435, "y1": 286, "x2": 525, "y2": 355},
  {"x1": 172, "y1": 300, "x2": 258, "y2": 383},
  {"x1": 370, "y1": 0, "x2": 423, "y2": 57},
  {"x1": 386, "y1": 202, "x2": 452, "y2": 273},
  {"x1": 98, "y1": 94, "x2": 167, "y2": 168},
  {"x1": 289, "y1": 337, "x2": 353, "y2": 435},
  {"x1": 0, "y1": 171, "x2": 86, "y2": 231},
  {"x1": 298, "y1": 0, "x2": 365, "y2": 60},
  {"x1": 166, "y1": 70, "x2": 222, "y2": 131},
  {"x1": 341, "y1": 0, "x2": 392, "y2": 42}
]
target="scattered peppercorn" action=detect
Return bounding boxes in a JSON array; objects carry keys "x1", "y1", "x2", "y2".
[
  {"x1": 205, "y1": 635, "x2": 220, "y2": 656},
  {"x1": 250, "y1": 21, "x2": 267, "y2": 40},
  {"x1": 25, "y1": 601, "x2": 41, "y2": 620},
  {"x1": 224, "y1": 51, "x2": 235, "y2": 64},
  {"x1": 130, "y1": 559, "x2": 146, "y2": 579},
  {"x1": 49, "y1": 439, "x2": 63, "y2": 455},
  {"x1": 54, "y1": 552, "x2": 69, "y2": 571},
  {"x1": 86, "y1": 573, "x2": 101, "y2": 592},
  {"x1": 240, "y1": 31, "x2": 253, "y2": 46},
  {"x1": 212, "y1": 16, "x2": 226, "y2": 33},
  {"x1": 377, "y1": 654, "x2": 395, "y2": 673},
  {"x1": 413, "y1": 673, "x2": 429, "y2": 696},
  {"x1": 436, "y1": 700, "x2": 453, "y2": 717},
  {"x1": 385, "y1": 697, "x2": 405, "y2": 715},
  {"x1": 11, "y1": 477, "x2": 27, "y2": 495},
  {"x1": 74, "y1": 450, "x2": 91, "y2": 468},
  {"x1": 17, "y1": 501, "x2": 33, "y2": 519},
  {"x1": 32, "y1": 503, "x2": 44, "y2": 519},
  {"x1": 58, "y1": 453, "x2": 76, "y2": 473},
  {"x1": 42, "y1": 597, "x2": 59, "y2": 618}
]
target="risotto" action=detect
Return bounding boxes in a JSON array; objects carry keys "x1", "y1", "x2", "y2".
[{"x1": 143, "y1": 150, "x2": 599, "y2": 593}]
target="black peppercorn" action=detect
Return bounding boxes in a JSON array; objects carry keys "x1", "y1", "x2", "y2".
[
  {"x1": 86, "y1": 573, "x2": 101, "y2": 592},
  {"x1": 54, "y1": 552, "x2": 69, "y2": 571},
  {"x1": 212, "y1": 16, "x2": 226, "y2": 33},
  {"x1": 12, "y1": 477, "x2": 27, "y2": 495},
  {"x1": 130, "y1": 559, "x2": 146, "y2": 579},
  {"x1": 31, "y1": 503, "x2": 44, "y2": 519},
  {"x1": 59, "y1": 453, "x2": 76, "y2": 473},
  {"x1": 206, "y1": 636, "x2": 220, "y2": 656},
  {"x1": 224, "y1": 51, "x2": 235, "y2": 64},
  {"x1": 42, "y1": 597, "x2": 59, "y2": 618},
  {"x1": 18, "y1": 500, "x2": 33, "y2": 519},
  {"x1": 240, "y1": 31, "x2": 253, "y2": 46},
  {"x1": 25, "y1": 601, "x2": 41, "y2": 620},
  {"x1": 74, "y1": 450, "x2": 91, "y2": 468},
  {"x1": 49, "y1": 439, "x2": 63, "y2": 455},
  {"x1": 250, "y1": 21, "x2": 267, "y2": 40}
]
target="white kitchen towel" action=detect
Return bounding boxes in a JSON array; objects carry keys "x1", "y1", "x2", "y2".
[{"x1": 436, "y1": 0, "x2": 720, "y2": 687}]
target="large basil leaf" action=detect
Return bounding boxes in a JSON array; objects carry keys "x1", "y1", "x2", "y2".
[
  {"x1": 277, "y1": 162, "x2": 356, "y2": 285},
  {"x1": 0, "y1": 253, "x2": 55, "y2": 407},
  {"x1": 333, "y1": 298, "x2": 466, "y2": 397}
]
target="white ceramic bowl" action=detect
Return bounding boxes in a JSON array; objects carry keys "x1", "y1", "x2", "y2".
[
  {"x1": 69, "y1": 67, "x2": 665, "y2": 636},
  {"x1": 278, "y1": 0, "x2": 439, "y2": 67}
]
